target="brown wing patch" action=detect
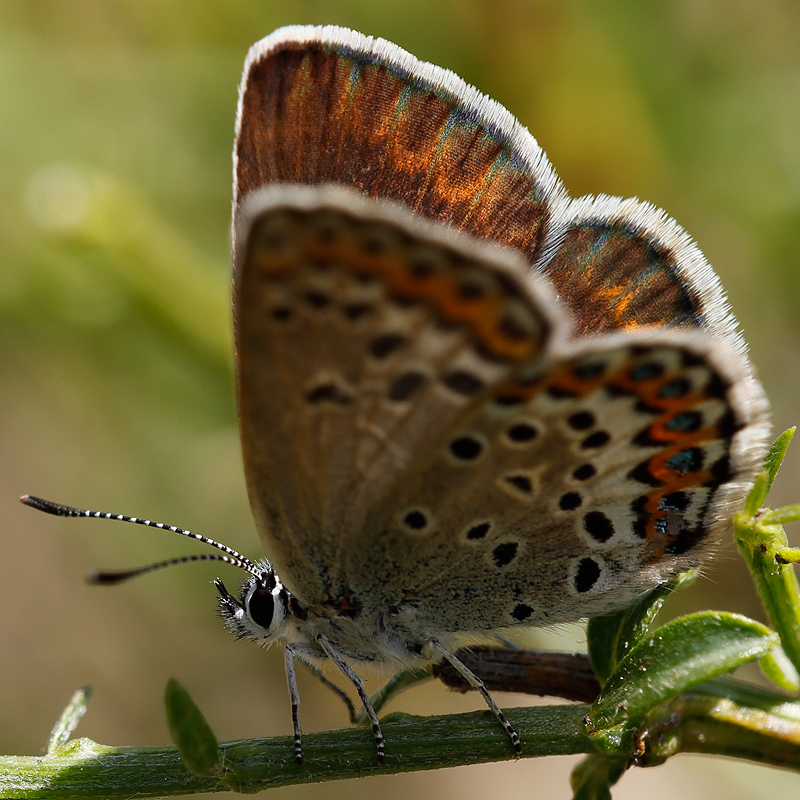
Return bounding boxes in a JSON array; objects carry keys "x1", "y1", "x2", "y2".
[
  {"x1": 236, "y1": 42, "x2": 556, "y2": 268},
  {"x1": 543, "y1": 223, "x2": 701, "y2": 335}
]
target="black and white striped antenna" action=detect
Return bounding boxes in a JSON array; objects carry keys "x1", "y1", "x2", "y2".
[{"x1": 20, "y1": 494, "x2": 261, "y2": 584}]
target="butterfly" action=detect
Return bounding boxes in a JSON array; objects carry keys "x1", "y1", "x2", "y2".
[{"x1": 24, "y1": 24, "x2": 770, "y2": 765}]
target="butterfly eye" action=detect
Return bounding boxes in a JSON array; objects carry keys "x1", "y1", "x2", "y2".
[{"x1": 246, "y1": 587, "x2": 276, "y2": 629}]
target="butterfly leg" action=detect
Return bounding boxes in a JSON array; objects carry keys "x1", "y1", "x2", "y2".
[
  {"x1": 430, "y1": 641, "x2": 522, "y2": 755},
  {"x1": 283, "y1": 644, "x2": 304, "y2": 765},
  {"x1": 317, "y1": 635, "x2": 386, "y2": 764},
  {"x1": 296, "y1": 659, "x2": 359, "y2": 723}
]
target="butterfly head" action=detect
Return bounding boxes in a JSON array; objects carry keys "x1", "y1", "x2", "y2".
[{"x1": 215, "y1": 559, "x2": 294, "y2": 644}]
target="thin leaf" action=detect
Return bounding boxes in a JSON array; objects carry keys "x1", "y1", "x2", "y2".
[
  {"x1": 763, "y1": 505, "x2": 800, "y2": 526},
  {"x1": 164, "y1": 679, "x2": 221, "y2": 778},
  {"x1": 587, "y1": 612, "x2": 776, "y2": 734},
  {"x1": 365, "y1": 666, "x2": 433, "y2": 719},
  {"x1": 587, "y1": 572, "x2": 696, "y2": 685},
  {"x1": 775, "y1": 547, "x2": 800, "y2": 564},
  {"x1": 46, "y1": 686, "x2": 92, "y2": 755},
  {"x1": 743, "y1": 470, "x2": 768, "y2": 518},
  {"x1": 763, "y1": 428, "x2": 796, "y2": 496},
  {"x1": 760, "y1": 646, "x2": 800, "y2": 693}
]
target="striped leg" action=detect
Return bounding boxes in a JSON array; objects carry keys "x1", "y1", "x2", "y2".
[
  {"x1": 317, "y1": 636, "x2": 385, "y2": 764},
  {"x1": 284, "y1": 644, "x2": 303, "y2": 765},
  {"x1": 296, "y1": 658, "x2": 358, "y2": 723},
  {"x1": 430, "y1": 641, "x2": 521, "y2": 754}
]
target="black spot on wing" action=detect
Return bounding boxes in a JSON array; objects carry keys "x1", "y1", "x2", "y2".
[
  {"x1": 493, "y1": 542, "x2": 519, "y2": 568},
  {"x1": 442, "y1": 370, "x2": 484, "y2": 396},
  {"x1": 511, "y1": 603, "x2": 533, "y2": 621},
  {"x1": 388, "y1": 372, "x2": 427, "y2": 401},
  {"x1": 574, "y1": 558, "x2": 601, "y2": 593},
  {"x1": 584, "y1": 511, "x2": 614, "y2": 542}
]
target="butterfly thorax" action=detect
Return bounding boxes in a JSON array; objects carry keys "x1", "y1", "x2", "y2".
[{"x1": 216, "y1": 564, "x2": 480, "y2": 667}]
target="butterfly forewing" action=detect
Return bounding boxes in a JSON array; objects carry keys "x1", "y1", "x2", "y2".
[
  {"x1": 234, "y1": 27, "x2": 564, "y2": 272},
  {"x1": 234, "y1": 185, "x2": 565, "y2": 607}
]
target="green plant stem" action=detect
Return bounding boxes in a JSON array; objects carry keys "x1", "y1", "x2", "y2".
[
  {"x1": 5, "y1": 680, "x2": 800, "y2": 799},
  {"x1": 735, "y1": 506, "x2": 800, "y2": 675},
  {"x1": 733, "y1": 429, "x2": 800, "y2": 679},
  {"x1": 0, "y1": 705, "x2": 591, "y2": 798},
  {"x1": 743, "y1": 535, "x2": 800, "y2": 666},
  {"x1": 365, "y1": 666, "x2": 433, "y2": 718}
]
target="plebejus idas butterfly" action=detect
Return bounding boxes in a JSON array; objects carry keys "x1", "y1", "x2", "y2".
[{"x1": 24, "y1": 25, "x2": 770, "y2": 765}]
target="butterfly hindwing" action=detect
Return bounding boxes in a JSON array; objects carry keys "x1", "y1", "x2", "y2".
[
  {"x1": 346, "y1": 330, "x2": 769, "y2": 630},
  {"x1": 543, "y1": 195, "x2": 744, "y2": 346}
]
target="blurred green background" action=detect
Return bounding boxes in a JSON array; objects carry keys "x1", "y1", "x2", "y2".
[{"x1": 2, "y1": 1, "x2": 800, "y2": 798}]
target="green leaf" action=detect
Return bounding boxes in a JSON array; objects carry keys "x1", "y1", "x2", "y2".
[
  {"x1": 741, "y1": 429, "x2": 795, "y2": 518},
  {"x1": 164, "y1": 679, "x2": 221, "y2": 778},
  {"x1": 760, "y1": 646, "x2": 800, "y2": 693},
  {"x1": 46, "y1": 686, "x2": 92, "y2": 755},
  {"x1": 587, "y1": 612, "x2": 777, "y2": 734},
  {"x1": 570, "y1": 755, "x2": 627, "y2": 800},
  {"x1": 763, "y1": 505, "x2": 800, "y2": 527},
  {"x1": 587, "y1": 572, "x2": 696, "y2": 685},
  {"x1": 743, "y1": 470, "x2": 768, "y2": 518},
  {"x1": 763, "y1": 428, "x2": 795, "y2": 496}
]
